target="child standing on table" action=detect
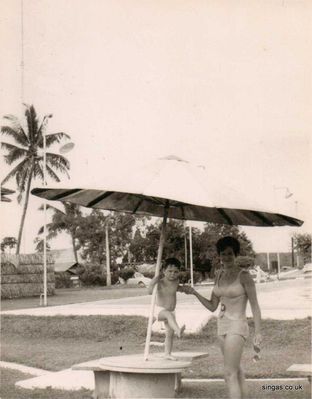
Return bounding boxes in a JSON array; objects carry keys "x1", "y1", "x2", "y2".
[{"x1": 148, "y1": 257, "x2": 186, "y2": 360}]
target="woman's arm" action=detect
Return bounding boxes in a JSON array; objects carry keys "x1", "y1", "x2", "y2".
[
  {"x1": 183, "y1": 286, "x2": 220, "y2": 312},
  {"x1": 241, "y1": 271, "x2": 262, "y2": 344}
]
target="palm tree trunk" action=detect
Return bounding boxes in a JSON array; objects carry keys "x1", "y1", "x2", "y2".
[{"x1": 16, "y1": 162, "x2": 34, "y2": 254}]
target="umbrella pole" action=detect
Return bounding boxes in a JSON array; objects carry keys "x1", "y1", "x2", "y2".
[
  {"x1": 144, "y1": 206, "x2": 169, "y2": 360},
  {"x1": 189, "y1": 226, "x2": 194, "y2": 287}
]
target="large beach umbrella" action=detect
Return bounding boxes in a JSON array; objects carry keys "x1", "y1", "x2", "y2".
[{"x1": 31, "y1": 155, "x2": 303, "y2": 358}]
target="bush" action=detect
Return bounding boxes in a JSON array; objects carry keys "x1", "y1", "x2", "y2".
[
  {"x1": 77, "y1": 264, "x2": 120, "y2": 286},
  {"x1": 235, "y1": 256, "x2": 255, "y2": 269},
  {"x1": 179, "y1": 270, "x2": 201, "y2": 284},
  {"x1": 136, "y1": 263, "x2": 156, "y2": 277},
  {"x1": 110, "y1": 271, "x2": 120, "y2": 285},
  {"x1": 142, "y1": 271, "x2": 155, "y2": 278},
  {"x1": 141, "y1": 270, "x2": 155, "y2": 279},
  {"x1": 78, "y1": 264, "x2": 106, "y2": 286},
  {"x1": 55, "y1": 272, "x2": 72, "y2": 288},
  {"x1": 119, "y1": 267, "x2": 135, "y2": 282}
]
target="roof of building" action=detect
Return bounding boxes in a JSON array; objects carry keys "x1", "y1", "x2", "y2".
[{"x1": 50, "y1": 248, "x2": 81, "y2": 273}]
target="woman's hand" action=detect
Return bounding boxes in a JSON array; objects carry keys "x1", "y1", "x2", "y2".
[{"x1": 253, "y1": 333, "x2": 262, "y2": 347}]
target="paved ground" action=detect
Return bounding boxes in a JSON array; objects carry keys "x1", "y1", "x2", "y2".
[
  {"x1": 2, "y1": 278, "x2": 311, "y2": 322},
  {"x1": 1, "y1": 360, "x2": 308, "y2": 392}
]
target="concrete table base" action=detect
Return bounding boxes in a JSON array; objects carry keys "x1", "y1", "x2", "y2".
[
  {"x1": 94, "y1": 371, "x2": 110, "y2": 399},
  {"x1": 110, "y1": 371, "x2": 176, "y2": 398},
  {"x1": 99, "y1": 355, "x2": 190, "y2": 399},
  {"x1": 73, "y1": 352, "x2": 209, "y2": 399}
]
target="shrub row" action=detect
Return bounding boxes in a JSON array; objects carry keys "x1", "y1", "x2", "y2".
[{"x1": 55, "y1": 264, "x2": 203, "y2": 288}]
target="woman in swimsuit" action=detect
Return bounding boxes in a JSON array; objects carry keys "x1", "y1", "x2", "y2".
[{"x1": 184, "y1": 236, "x2": 262, "y2": 399}]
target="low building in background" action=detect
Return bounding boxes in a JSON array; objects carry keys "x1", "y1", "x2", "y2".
[
  {"x1": 50, "y1": 248, "x2": 81, "y2": 276},
  {"x1": 255, "y1": 252, "x2": 305, "y2": 272},
  {"x1": 50, "y1": 248, "x2": 82, "y2": 288}
]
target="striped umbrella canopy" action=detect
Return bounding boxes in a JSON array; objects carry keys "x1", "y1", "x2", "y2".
[
  {"x1": 31, "y1": 156, "x2": 302, "y2": 228},
  {"x1": 31, "y1": 155, "x2": 303, "y2": 359}
]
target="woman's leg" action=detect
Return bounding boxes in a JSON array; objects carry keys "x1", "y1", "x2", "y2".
[
  {"x1": 223, "y1": 334, "x2": 245, "y2": 399},
  {"x1": 218, "y1": 336, "x2": 247, "y2": 398},
  {"x1": 238, "y1": 366, "x2": 247, "y2": 398}
]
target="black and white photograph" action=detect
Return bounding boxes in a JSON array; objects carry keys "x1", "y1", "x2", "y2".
[{"x1": 1, "y1": 1, "x2": 311, "y2": 398}]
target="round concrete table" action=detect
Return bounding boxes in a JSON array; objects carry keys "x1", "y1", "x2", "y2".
[{"x1": 100, "y1": 354, "x2": 191, "y2": 398}]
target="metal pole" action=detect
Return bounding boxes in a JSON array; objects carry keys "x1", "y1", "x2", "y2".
[
  {"x1": 266, "y1": 253, "x2": 270, "y2": 271},
  {"x1": 20, "y1": 0, "x2": 24, "y2": 103},
  {"x1": 296, "y1": 252, "x2": 300, "y2": 268},
  {"x1": 277, "y1": 252, "x2": 280, "y2": 280},
  {"x1": 105, "y1": 223, "x2": 111, "y2": 286},
  {"x1": 144, "y1": 206, "x2": 168, "y2": 360},
  {"x1": 184, "y1": 223, "x2": 188, "y2": 270},
  {"x1": 43, "y1": 125, "x2": 47, "y2": 306},
  {"x1": 189, "y1": 226, "x2": 194, "y2": 287}
]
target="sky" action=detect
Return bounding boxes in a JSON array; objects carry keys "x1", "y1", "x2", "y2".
[{"x1": 1, "y1": 0, "x2": 311, "y2": 254}]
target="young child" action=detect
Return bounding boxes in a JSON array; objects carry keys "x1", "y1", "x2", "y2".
[{"x1": 148, "y1": 257, "x2": 186, "y2": 360}]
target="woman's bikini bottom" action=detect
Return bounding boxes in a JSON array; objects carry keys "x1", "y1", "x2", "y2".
[{"x1": 217, "y1": 315, "x2": 249, "y2": 340}]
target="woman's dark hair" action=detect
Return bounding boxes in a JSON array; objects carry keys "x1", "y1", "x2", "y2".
[
  {"x1": 163, "y1": 257, "x2": 181, "y2": 269},
  {"x1": 216, "y1": 236, "x2": 240, "y2": 256}
]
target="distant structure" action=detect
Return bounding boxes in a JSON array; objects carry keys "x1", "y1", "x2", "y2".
[
  {"x1": 255, "y1": 252, "x2": 304, "y2": 272},
  {"x1": 50, "y1": 248, "x2": 81, "y2": 275}
]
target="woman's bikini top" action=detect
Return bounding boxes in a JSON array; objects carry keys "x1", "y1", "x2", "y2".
[{"x1": 213, "y1": 269, "x2": 248, "y2": 320}]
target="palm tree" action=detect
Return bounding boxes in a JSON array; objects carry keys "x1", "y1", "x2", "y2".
[
  {"x1": 1, "y1": 104, "x2": 71, "y2": 254},
  {"x1": 36, "y1": 203, "x2": 82, "y2": 263},
  {"x1": 34, "y1": 237, "x2": 51, "y2": 253},
  {"x1": 1, "y1": 236, "x2": 17, "y2": 253}
]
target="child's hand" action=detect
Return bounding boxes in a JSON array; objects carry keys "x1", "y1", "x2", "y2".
[{"x1": 180, "y1": 285, "x2": 196, "y2": 295}]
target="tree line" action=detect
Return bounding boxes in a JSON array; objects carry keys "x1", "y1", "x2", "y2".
[{"x1": 34, "y1": 205, "x2": 255, "y2": 276}]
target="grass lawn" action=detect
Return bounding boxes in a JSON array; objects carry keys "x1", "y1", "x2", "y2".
[
  {"x1": 1, "y1": 285, "x2": 148, "y2": 311},
  {"x1": 2, "y1": 368, "x2": 310, "y2": 399},
  {"x1": 1, "y1": 315, "x2": 311, "y2": 379}
]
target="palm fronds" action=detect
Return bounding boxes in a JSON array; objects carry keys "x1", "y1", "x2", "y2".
[
  {"x1": 1, "y1": 125, "x2": 29, "y2": 147},
  {"x1": 46, "y1": 152, "x2": 70, "y2": 177},
  {"x1": 1, "y1": 142, "x2": 29, "y2": 164},
  {"x1": 37, "y1": 223, "x2": 59, "y2": 239},
  {"x1": 1, "y1": 158, "x2": 29, "y2": 185},
  {"x1": 45, "y1": 165, "x2": 61, "y2": 182},
  {"x1": 33, "y1": 161, "x2": 44, "y2": 181},
  {"x1": 37, "y1": 132, "x2": 71, "y2": 148},
  {"x1": 24, "y1": 105, "x2": 39, "y2": 143}
]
